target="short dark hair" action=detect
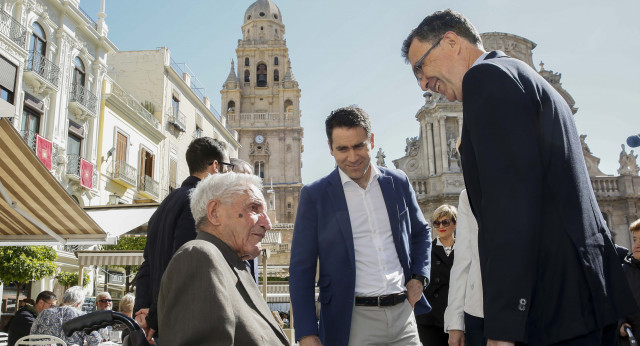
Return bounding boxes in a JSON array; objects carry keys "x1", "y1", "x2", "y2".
[
  {"x1": 186, "y1": 137, "x2": 228, "y2": 175},
  {"x1": 401, "y1": 9, "x2": 482, "y2": 62},
  {"x1": 35, "y1": 290, "x2": 56, "y2": 304},
  {"x1": 325, "y1": 106, "x2": 372, "y2": 144}
]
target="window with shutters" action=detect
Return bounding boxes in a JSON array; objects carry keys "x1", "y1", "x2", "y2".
[
  {"x1": 254, "y1": 161, "x2": 265, "y2": 179},
  {"x1": 0, "y1": 55, "x2": 16, "y2": 103},
  {"x1": 116, "y1": 132, "x2": 127, "y2": 163}
]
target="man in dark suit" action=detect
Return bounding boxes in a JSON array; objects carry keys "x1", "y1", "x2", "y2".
[
  {"x1": 402, "y1": 9, "x2": 637, "y2": 345},
  {"x1": 289, "y1": 106, "x2": 431, "y2": 346},
  {"x1": 134, "y1": 137, "x2": 231, "y2": 343},
  {"x1": 158, "y1": 173, "x2": 289, "y2": 345}
]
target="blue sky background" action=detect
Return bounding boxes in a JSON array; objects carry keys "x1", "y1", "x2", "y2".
[{"x1": 82, "y1": 0, "x2": 639, "y2": 184}]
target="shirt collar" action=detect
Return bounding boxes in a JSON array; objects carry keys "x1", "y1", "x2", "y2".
[
  {"x1": 472, "y1": 52, "x2": 490, "y2": 67},
  {"x1": 338, "y1": 163, "x2": 380, "y2": 187}
]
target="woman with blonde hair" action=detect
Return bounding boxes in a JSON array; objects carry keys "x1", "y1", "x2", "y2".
[
  {"x1": 417, "y1": 204, "x2": 457, "y2": 345},
  {"x1": 119, "y1": 293, "x2": 135, "y2": 317}
]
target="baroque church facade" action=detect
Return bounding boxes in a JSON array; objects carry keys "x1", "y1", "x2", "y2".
[
  {"x1": 221, "y1": 0, "x2": 303, "y2": 224},
  {"x1": 393, "y1": 32, "x2": 640, "y2": 249}
]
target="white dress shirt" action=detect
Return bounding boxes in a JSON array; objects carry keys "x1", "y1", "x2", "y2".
[
  {"x1": 339, "y1": 165, "x2": 405, "y2": 297},
  {"x1": 444, "y1": 189, "x2": 483, "y2": 333}
]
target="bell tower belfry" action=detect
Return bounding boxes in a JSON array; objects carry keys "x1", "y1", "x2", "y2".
[{"x1": 221, "y1": 0, "x2": 303, "y2": 224}]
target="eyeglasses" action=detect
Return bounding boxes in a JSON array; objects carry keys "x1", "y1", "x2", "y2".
[
  {"x1": 413, "y1": 36, "x2": 443, "y2": 84},
  {"x1": 43, "y1": 301, "x2": 56, "y2": 308},
  {"x1": 208, "y1": 161, "x2": 235, "y2": 173},
  {"x1": 98, "y1": 299, "x2": 113, "y2": 303},
  {"x1": 432, "y1": 219, "x2": 452, "y2": 227}
]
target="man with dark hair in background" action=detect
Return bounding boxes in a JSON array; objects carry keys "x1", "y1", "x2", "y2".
[
  {"x1": 8, "y1": 290, "x2": 57, "y2": 346},
  {"x1": 402, "y1": 9, "x2": 636, "y2": 345},
  {"x1": 134, "y1": 137, "x2": 230, "y2": 344}
]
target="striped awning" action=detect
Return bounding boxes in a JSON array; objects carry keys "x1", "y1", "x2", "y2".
[
  {"x1": 76, "y1": 250, "x2": 144, "y2": 266},
  {"x1": 0, "y1": 118, "x2": 107, "y2": 244}
]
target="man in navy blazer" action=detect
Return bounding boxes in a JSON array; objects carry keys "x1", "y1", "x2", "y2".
[
  {"x1": 289, "y1": 106, "x2": 431, "y2": 346},
  {"x1": 402, "y1": 9, "x2": 637, "y2": 345}
]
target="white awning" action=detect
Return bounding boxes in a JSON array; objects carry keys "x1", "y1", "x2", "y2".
[
  {"x1": 75, "y1": 250, "x2": 144, "y2": 266},
  {"x1": 84, "y1": 204, "x2": 158, "y2": 238}
]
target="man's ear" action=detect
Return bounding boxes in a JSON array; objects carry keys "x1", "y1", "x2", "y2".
[
  {"x1": 207, "y1": 199, "x2": 222, "y2": 226},
  {"x1": 371, "y1": 133, "x2": 375, "y2": 149},
  {"x1": 328, "y1": 140, "x2": 334, "y2": 156}
]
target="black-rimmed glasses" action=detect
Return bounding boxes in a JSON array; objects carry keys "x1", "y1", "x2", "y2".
[
  {"x1": 413, "y1": 36, "x2": 443, "y2": 84},
  {"x1": 98, "y1": 299, "x2": 113, "y2": 303},
  {"x1": 208, "y1": 161, "x2": 235, "y2": 173}
]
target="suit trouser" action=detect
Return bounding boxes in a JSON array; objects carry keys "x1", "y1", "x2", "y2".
[{"x1": 348, "y1": 300, "x2": 420, "y2": 346}]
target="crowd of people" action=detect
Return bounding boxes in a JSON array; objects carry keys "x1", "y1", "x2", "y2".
[{"x1": 3, "y1": 7, "x2": 640, "y2": 346}]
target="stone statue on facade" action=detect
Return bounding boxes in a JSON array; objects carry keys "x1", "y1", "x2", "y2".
[
  {"x1": 405, "y1": 137, "x2": 419, "y2": 157},
  {"x1": 618, "y1": 144, "x2": 631, "y2": 175},
  {"x1": 447, "y1": 137, "x2": 459, "y2": 159},
  {"x1": 376, "y1": 148, "x2": 386, "y2": 167},
  {"x1": 629, "y1": 150, "x2": 639, "y2": 176},
  {"x1": 580, "y1": 134, "x2": 592, "y2": 154}
]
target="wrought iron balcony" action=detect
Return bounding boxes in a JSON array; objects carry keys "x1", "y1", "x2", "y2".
[
  {"x1": 110, "y1": 82, "x2": 160, "y2": 130},
  {"x1": 66, "y1": 153, "x2": 82, "y2": 178},
  {"x1": 0, "y1": 9, "x2": 26, "y2": 48},
  {"x1": 20, "y1": 130, "x2": 37, "y2": 151},
  {"x1": 168, "y1": 109, "x2": 186, "y2": 132},
  {"x1": 111, "y1": 160, "x2": 137, "y2": 188},
  {"x1": 139, "y1": 175, "x2": 159, "y2": 199},
  {"x1": 69, "y1": 83, "x2": 98, "y2": 117},
  {"x1": 25, "y1": 50, "x2": 60, "y2": 87}
]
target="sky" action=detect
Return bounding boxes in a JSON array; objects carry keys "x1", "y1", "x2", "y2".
[{"x1": 82, "y1": 0, "x2": 640, "y2": 184}]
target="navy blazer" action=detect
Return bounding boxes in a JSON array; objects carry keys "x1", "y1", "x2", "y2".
[
  {"x1": 289, "y1": 166, "x2": 431, "y2": 346},
  {"x1": 459, "y1": 51, "x2": 636, "y2": 344}
]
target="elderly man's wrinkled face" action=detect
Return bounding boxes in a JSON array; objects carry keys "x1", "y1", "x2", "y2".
[
  {"x1": 96, "y1": 294, "x2": 113, "y2": 311},
  {"x1": 219, "y1": 185, "x2": 271, "y2": 260}
]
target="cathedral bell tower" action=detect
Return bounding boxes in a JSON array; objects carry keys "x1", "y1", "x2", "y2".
[{"x1": 221, "y1": 0, "x2": 303, "y2": 224}]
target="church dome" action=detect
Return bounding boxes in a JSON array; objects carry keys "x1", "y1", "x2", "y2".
[{"x1": 244, "y1": 0, "x2": 282, "y2": 25}]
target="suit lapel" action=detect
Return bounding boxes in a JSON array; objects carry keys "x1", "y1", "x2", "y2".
[
  {"x1": 201, "y1": 233, "x2": 287, "y2": 342},
  {"x1": 326, "y1": 169, "x2": 356, "y2": 268},
  {"x1": 232, "y1": 264, "x2": 288, "y2": 341},
  {"x1": 378, "y1": 170, "x2": 401, "y2": 240}
]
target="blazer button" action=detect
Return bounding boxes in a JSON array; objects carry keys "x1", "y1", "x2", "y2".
[
  {"x1": 518, "y1": 298, "x2": 527, "y2": 311},
  {"x1": 434, "y1": 293, "x2": 439, "y2": 298},
  {"x1": 436, "y1": 261, "x2": 441, "y2": 265},
  {"x1": 435, "y1": 278, "x2": 440, "y2": 283}
]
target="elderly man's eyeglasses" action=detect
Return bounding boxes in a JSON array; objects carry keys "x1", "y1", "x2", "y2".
[
  {"x1": 432, "y1": 219, "x2": 452, "y2": 227},
  {"x1": 413, "y1": 36, "x2": 443, "y2": 83},
  {"x1": 43, "y1": 301, "x2": 56, "y2": 308},
  {"x1": 208, "y1": 161, "x2": 235, "y2": 173},
  {"x1": 98, "y1": 299, "x2": 113, "y2": 303}
]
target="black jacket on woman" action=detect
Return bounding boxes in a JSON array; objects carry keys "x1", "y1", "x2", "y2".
[
  {"x1": 620, "y1": 254, "x2": 640, "y2": 345},
  {"x1": 417, "y1": 244, "x2": 454, "y2": 328}
]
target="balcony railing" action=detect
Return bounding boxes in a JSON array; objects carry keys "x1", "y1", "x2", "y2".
[
  {"x1": 26, "y1": 51, "x2": 60, "y2": 86},
  {"x1": 591, "y1": 177, "x2": 621, "y2": 197},
  {"x1": 168, "y1": 110, "x2": 186, "y2": 132},
  {"x1": 110, "y1": 81, "x2": 160, "y2": 130},
  {"x1": 78, "y1": 6, "x2": 98, "y2": 31},
  {"x1": 0, "y1": 8, "x2": 26, "y2": 48},
  {"x1": 139, "y1": 175, "x2": 159, "y2": 199},
  {"x1": 20, "y1": 130, "x2": 37, "y2": 151},
  {"x1": 112, "y1": 160, "x2": 137, "y2": 188},
  {"x1": 70, "y1": 83, "x2": 97, "y2": 115}
]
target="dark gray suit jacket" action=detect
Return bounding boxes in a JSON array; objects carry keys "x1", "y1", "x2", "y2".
[
  {"x1": 459, "y1": 50, "x2": 636, "y2": 344},
  {"x1": 158, "y1": 231, "x2": 289, "y2": 345}
]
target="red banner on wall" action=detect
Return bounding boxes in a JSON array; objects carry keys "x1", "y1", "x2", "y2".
[
  {"x1": 35, "y1": 134, "x2": 52, "y2": 170},
  {"x1": 80, "y1": 158, "x2": 93, "y2": 189}
]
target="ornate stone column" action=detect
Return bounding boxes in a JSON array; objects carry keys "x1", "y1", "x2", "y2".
[
  {"x1": 436, "y1": 114, "x2": 448, "y2": 172},
  {"x1": 426, "y1": 121, "x2": 435, "y2": 176}
]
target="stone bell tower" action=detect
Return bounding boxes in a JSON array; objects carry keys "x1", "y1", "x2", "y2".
[{"x1": 221, "y1": 0, "x2": 303, "y2": 224}]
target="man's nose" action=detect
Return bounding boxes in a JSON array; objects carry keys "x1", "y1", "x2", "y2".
[{"x1": 259, "y1": 211, "x2": 272, "y2": 230}]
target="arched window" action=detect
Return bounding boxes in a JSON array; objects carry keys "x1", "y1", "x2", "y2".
[
  {"x1": 244, "y1": 57, "x2": 249, "y2": 66},
  {"x1": 284, "y1": 99, "x2": 294, "y2": 113},
  {"x1": 227, "y1": 100, "x2": 236, "y2": 113},
  {"x1": 29, "y1": 22, "x2": 46, "y2": 72},
  {"x1": 73, "y1": 57, "x2": 85, "y2": 86},
  {"x1": 244, "y1": 70, "x2": 250, "y2": 83},
  {"x1": 274, "y1": 57, "x2": 279, "y2": 65},
  {"x1": 256, "y1": 63, "x2": 267, "y2": 87},
  {"x1": 254, "y1": 161, "x2": 265, "y2": 179},
  {"x1": 274, "y1": 69, "x2": 279, "y2": 82},
  {"x1": 30, "y1": 22, "x2": 46, "y2": 56}
]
